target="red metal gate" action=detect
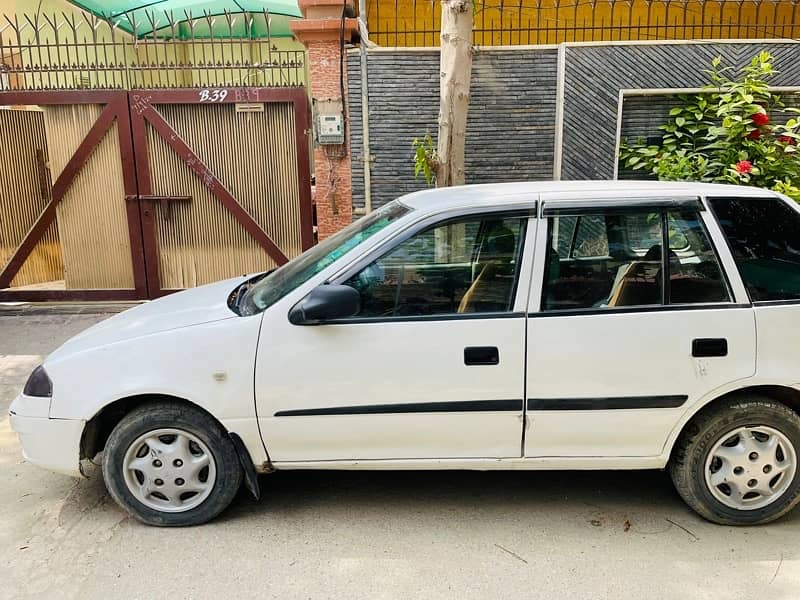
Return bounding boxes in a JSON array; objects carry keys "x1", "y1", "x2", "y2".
[{"x1": 0, "y1": 87, "x2": 312, "y2": 301}]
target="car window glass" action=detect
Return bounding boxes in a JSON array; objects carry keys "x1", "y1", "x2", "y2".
[
  {"x1": 710, "y1": 197, "x2": 800, "y2": 302},
  {"x1": 573, "y1": 215, "x2": 609, "y2": 258},
  {"x1": 543, "y1": 210, "x2": 663, "y2": 311},
  {"x1": 344, "y1": 215, "x2": 527, "y2": 318},
  {"x1": 239, "y1": 201, "x2": 409, "y2": 315},
  {"x1": 552, "y1": 216, "x2": 577, "y2": 257},
  {"x1": 543, "y1": 206, "x2": 731, "y2": 311},
  {"x1": 666, "y1": 210, "x2": 730, "y2": 304}
]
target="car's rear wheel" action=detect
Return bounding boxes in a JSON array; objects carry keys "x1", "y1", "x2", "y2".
[
  {"x1": 102, "y1": 402, "x2": 242, "y2": 526},
  {"x1": 669, "y1": 396, "x2": 800, "y2": 525}
]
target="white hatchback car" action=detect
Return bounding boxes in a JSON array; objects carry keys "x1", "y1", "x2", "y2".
[{"x1": 10, "y1": 181, "x2": 800, "y2": 526}]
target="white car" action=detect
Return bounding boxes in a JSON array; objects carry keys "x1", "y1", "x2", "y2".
[{"x1": 10, "y1": 181, "x2": 800, "y2": 526}]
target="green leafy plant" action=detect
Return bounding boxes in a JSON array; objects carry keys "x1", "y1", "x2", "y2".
[
  {"x1": 620, "y1": 52, "x2": 800, "y2": 201},
  {"x1": 412, "y1": 133, "x2": 439, "y2": 186}
]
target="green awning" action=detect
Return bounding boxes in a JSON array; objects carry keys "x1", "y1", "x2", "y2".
[{"x1": 68, "y1": 0, "x2": 302, "y2": 38}]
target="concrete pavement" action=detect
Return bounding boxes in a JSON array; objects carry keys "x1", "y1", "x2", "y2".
[{"x1": 1, "y1": 310, "x2": 799, "y2": 599}]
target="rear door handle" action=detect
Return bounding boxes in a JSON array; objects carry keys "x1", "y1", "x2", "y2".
[
  {"x1": 464, "y1": 346, "x2": 499, "y2": 366},
  {"x1": 692, "y1": 338, "x2": 728, "y2": 357}
]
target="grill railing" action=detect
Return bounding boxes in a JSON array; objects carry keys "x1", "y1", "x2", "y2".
[{"x1": 0, "y1": 10, "x2": 305, "y2": 90}]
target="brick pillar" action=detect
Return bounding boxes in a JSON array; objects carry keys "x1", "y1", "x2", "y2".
[{"x1": 292, "y1": 0, "x2": 358, "y2": 240}]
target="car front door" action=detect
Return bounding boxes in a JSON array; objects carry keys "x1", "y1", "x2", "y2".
[
  {"x1": 256, "y1": 208, "x2": 536, "y2": 463},
  {"x1": 525, "y1": 195, "x2": 756, "y2": 459}
]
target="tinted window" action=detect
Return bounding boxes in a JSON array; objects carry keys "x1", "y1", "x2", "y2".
[
  {"x1": 543, "y1": 207, "x2": 730, "y2": 311},
  {"x1": 344, "y1": 215, "x2": 528, "y2": 318},
  {"x1": 710, "y1": 197, "x2": 800, "y2": 302}
]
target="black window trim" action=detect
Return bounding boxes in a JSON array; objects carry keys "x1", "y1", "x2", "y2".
[
  {"x1": 527, "y1": 303, "x2": 752, "y2": 318},
  {"x1": 541, "y1": 196, "x2": 705, "y2": 217},
  {"x1": 539, "y1": 202, "x2": 736, "y2": 316},
  {"x1": 313, "y1": 204, "x2": 538, "y2": 324},
  {"x1": 752, "y1": 299, "x2": 800, "y2": 307}
]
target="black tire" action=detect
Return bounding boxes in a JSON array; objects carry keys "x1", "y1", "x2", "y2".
[
  {"x1": 102, "y1": 402, "x2": 243, "y2": 527},
  {"x1": 669, "y1": 396, "x2": 800, "y2": 526}
]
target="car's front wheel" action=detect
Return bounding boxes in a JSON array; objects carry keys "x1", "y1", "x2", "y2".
[
  {"x1": 669, "y1": 396, "x2": 800, "y2": 525},
  {"x1": 102, "y1": 402, "x2": 243, "y2": 526}
]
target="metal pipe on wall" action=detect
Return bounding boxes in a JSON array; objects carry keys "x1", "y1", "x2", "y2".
[{"x1": 358, "y1": 0, "x2": 373, "y2": 213}]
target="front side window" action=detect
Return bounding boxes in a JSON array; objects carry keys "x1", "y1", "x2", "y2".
[
  {"x1": 709, "y1": 197, "x2": 800, "y2": 302},
  {"x1": 343, "y1": 214, "x2": 528, "y2": 318},
  {"x1": 240, "y1": 201, "x2": 409, "y2": 315},
  {"x1": 542, "y1": 206, "x2": 730, "y2": 311}
]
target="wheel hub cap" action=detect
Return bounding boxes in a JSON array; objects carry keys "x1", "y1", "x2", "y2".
[
  {"x1": 122, "y1": 428, "x2": 217, "y2": 513},
  {"x1": 705, "y1": 425, "x2": 797, "y2": 511}
]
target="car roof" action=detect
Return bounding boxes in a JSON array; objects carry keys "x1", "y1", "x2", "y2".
[{"x1": 398, "y1": 180, "x2": 780, "y2": 213}]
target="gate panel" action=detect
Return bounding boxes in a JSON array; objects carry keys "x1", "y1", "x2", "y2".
[
  {"x1": 130, "y1": 87, "x2": 313, "y2": 296},
  {"x1": 0, "y1": 91, "x2": 146, "y2": 301},
  {"x1": 0, "y1": 109, "x2": 64, "y2": 289},
  {"x1": 43, "y1": 105, "x2": 135, "y2": 289}
]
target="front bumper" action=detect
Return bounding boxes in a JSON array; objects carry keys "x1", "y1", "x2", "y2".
[{"x1": 9, "y1": 395, "x2": 84, "y2": 477}]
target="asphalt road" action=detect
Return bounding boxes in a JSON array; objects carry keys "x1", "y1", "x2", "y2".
[{"x1": 1, "y1": 310, "x2": 799, "y2": 599}]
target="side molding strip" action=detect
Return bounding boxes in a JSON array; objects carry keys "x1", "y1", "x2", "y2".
[
  {"x1": 527, "y1": 395, "x2": 688, "y2": 410},
  {"x1": 275, "y1": 399, "x2": 523, "y2": 417}
]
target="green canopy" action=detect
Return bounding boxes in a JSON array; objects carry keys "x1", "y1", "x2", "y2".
[{"x1": 68, "y1": 0, "x2": 302, "y2": 38}]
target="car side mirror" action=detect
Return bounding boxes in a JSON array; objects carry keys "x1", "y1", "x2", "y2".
[{"x1": 288, "y1": 284, "x2": 361, "y2": 325}]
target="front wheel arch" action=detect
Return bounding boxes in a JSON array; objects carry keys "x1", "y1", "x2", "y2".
[{"x1": 80, "y1": 394, "x2": 226, "y2": 461}]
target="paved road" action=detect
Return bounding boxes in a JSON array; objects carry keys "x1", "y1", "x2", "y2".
[{"x1": 1, "y1": 311, "x2": 799, "y2": 599}]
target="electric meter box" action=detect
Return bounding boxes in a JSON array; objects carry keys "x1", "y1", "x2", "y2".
[
  {"x1": 316, "y1": 114, "x2": 344, "y2": 145},
  {"x1": 314, "y1": 99, "x2": 345, "y2": 145}
]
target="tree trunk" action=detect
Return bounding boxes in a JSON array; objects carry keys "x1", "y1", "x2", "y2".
[{"x1": 436, "y1": 0, "x2": 473, "y2": 187}]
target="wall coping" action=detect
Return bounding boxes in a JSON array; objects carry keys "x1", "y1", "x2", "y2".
[{"x1": 348, "y1": 38, "x2": 800, "y2": 53}]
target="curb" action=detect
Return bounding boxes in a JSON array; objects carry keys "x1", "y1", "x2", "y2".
[{"x1": 0, "y1": 302, "x2": 142, "y2": 316}]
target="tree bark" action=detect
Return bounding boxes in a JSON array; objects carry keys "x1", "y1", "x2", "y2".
[{"x1": 436, "y1": 0, "x2": 473, "y2": 187}]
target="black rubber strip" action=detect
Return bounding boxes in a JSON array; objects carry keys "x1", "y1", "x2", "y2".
[
  {"x1": 275, "y1": 399, "x2": 523, "y2": 416},
  {"x1": 527, "y1": 395, "x2": 688, "y2": 410}
]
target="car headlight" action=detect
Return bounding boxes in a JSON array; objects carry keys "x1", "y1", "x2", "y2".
[{"x1": 23, "y1": 365, "x2": 52, "y2": 398}]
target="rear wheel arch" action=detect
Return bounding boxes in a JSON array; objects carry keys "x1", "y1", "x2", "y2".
[{"x1": 668, "y1": 384, "x2": 800, "y2": 461}]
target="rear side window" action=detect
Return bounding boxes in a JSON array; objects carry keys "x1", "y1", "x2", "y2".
[
  {"x1": 709, "y1": 197, "x2": 800, "y2": 302},
  {"x1": 542, "y1": 206, "x2": 730, "y2": 311}
]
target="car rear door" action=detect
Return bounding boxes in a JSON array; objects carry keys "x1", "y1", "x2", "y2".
[
  {"x1": 256, "y1": 206, "x2": 537, "y2": 463},
  {"x1": 524, "y1": 193, "x2": 756, "y2": 458}
]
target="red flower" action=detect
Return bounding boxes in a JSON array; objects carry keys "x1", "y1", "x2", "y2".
[
  {"x1": 735, "y1": 160, "x2": 753, "y2": 175},
  {"x1": 779, "y1": 135, "x2": 796, "y2": 145},
  {"x1": 752, "y1": 112, "x2": 770, "y2": 126},
  {"x1": 747, "y1": 129, "x2": 762, "y2": 140}
]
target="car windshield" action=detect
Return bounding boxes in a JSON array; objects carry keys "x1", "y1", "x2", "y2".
[{"x1": 239, "y1": 201, "x2": 410, "y2": 316}]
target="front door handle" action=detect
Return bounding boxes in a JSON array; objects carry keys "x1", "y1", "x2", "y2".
[
  {"x1": 464, "y1": 346, "x2": 499, "y2": 366},
  {"x1": 692, "y1": 338, "x2": 728, "y2": 358}
]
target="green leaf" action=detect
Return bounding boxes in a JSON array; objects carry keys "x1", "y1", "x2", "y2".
[{"x1": 675, "y1": 117, "x2": 686, "y2": 127}]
